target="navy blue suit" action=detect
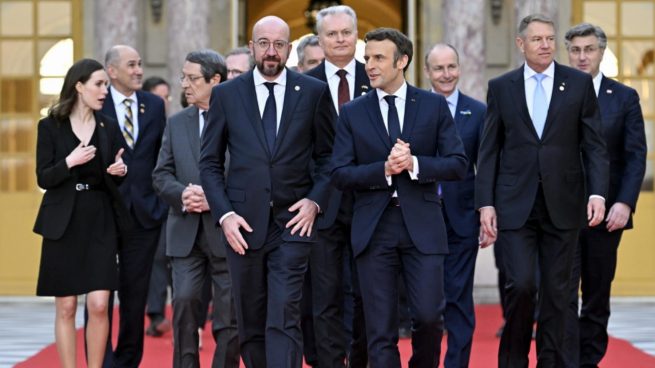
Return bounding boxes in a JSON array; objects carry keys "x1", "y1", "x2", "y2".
[
  {"x1": 439, "y1": 92, "x2": 485, "y2": 368},
  {"x1": 99, "y1": 88, "x2": 167, "y2": 368},
  {"x1": 199, "y1": 69, "x2": 334, "y2": 368},
  {"x1": 564, "y1": 75, "x2": 646, "y2": 368},
  {"x1": 331, "y1": 84, "x2": 467, "y2": 368},
  {"x1": 304, "y1": 60, "x2": 370, "y2": 368}
]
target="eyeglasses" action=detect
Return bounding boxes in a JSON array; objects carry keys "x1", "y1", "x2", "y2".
[
  {"x1": 255, "y1": 39, "x2": 289, "y2": 51},
  {"x1": 179, "y1": 74, "x2": 204, "y2": 83},
  {"x1": 568, "y1": 45, "x2": 601, "y2": 56}
]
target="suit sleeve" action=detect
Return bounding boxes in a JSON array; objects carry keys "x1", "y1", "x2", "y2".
[
  {"x1": 475, "y1": 82, "x2": 504, "y2": 209},
  {"x1": 306, "y1": 85, "x2": 336, "y2": 209},
  {"x1": 331, "y1": 105, "x2": 389, "y2": 191},
  {"x1": 199, "y1": 86, "x2": 232, "y2": 225},
  {"x1": 152, "y1": 119, "x2": 186, "y2": 212},
  {"x1": 36, "y1": 119, "x2": 72, "y2": 189},
  {"x1": 415, "y1": 96, "x2": 468, "y2": 183},
  {"x1": 617, "y1": 88, "x2": 647, "y2": 210},
  {"x1": 580, "y1": 76, "x2": 609, "y2": 199}
]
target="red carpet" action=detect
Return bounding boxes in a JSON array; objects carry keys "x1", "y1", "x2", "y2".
[{"x1": 17, "y1": 304, "x2": 655, "y2": 367}]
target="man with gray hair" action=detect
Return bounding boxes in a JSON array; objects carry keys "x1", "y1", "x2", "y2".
[
  {"x1": 563, "y1": 23, "x2": 646, "y2": 368},
  {"x1": 305, "y1": 4, "x2": 371, "y2": 367},
  {"x1": 475, "y1": 14, "x2": 608, "y2": 367},
  {"x1": 225, "y1": 46, "x2": 253, "y2": 80},
  {"x1": 153, "y1": 49, "x2": 239, "y2": 368},
  {"x1": 296, "y1": 35, "x2": 324, "y2": 73}
]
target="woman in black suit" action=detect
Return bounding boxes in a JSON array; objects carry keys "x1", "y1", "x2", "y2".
[{"x1": 33, "y1": 58, "x2": 128, "y2": 368}]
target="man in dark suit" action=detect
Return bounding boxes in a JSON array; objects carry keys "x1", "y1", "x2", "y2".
[
  {"x1": 296, "y1": 35, "x2": 324, "y2": 73},
  {"x1": 199, "y1": 16, "x2": 334, "y2": 368},
  {"x1": 424, "y1": 43, "x2": 485, "y2": 368},
  {"x1": 562, "y1": 23, "x2": 647, "y2": 368},
  {"x1": 101, "y1": 45, "x2": 167, "y2": 368},
  {"x1": 304, "y1": 5, "x2": 371, "y2": 367},
  {"x1": 331, "y1": 28, "x2": 468, "y2": 368},
  {"x1": 475, "y1": 14, "x2": 609, "y2": 368},
  {"x1": 153, "y1": 49, "x2": 239, "y2": 368}
]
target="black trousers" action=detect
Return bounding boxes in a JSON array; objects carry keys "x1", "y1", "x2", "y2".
[
  {"x1": 170, "y1": 223, "x2": 239, "y2": 368},
  {"x1": 146, "y1": 220, "x2": 171, "y2": 321},
  {"x1": 226, "y1": 217, "x2": 311, "y2": 368},
  {"x1": 497, "y1": 188, "x2": 578, "y2": 368},
  {"x1": 563, "y1": 226, "x2": 623, "y2": 368}
]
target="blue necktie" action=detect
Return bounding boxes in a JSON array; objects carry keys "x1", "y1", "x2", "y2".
[
  {"x1": 532, "y1": 73, "x2": 547, "y2": 138},
  {"x1": 384, "y1": 95, "x2": 401, "y2": 144},
  {"x1": 262, "y1": 82, "x2": 277, "y2": 152}
]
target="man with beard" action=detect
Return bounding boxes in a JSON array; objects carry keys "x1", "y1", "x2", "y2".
[{"x1": 199, "y1": 16, "x2": 334, "y2": 368}]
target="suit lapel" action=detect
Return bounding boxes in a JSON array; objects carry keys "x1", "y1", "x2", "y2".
[
  {"x1": 401, "y1": 85, "x2": 419, "y2": 141},
  {"x1": 273, "y1": 70, "x2": 302, "y2": 158},
  {"x1": 542, "y1": 63, "x2": 568, "y2": 138},
  {"x1": 454, "y1": 94, "x2": 469, "y2": 128},
  {"x1": 102, "y1": 90, "x2": 118, "y2": 121},
  {"x1": 94, "y1": 111, "x2": 112, "y2": 168},
  {"x1": 134, "y1": 91, "x2": 148, "y2": 150},
  {"x1": 510, "y1": 66, "x2": 540, "y2": 140},
  {"x1": 184, "y1": 107, "x2": 201, "y2": 162},
  {"x1": 237, "y1": 72, "x2": 270, "y2": 157},
  {"x1": 365, "y1": 90, "x2": 392, "y2": 150},
  {"x1": 598, "y1": 76, "x2": 613, "y2": 117},
  {"x1": 354, "y1": 61, "x2": 371, "y2": 97}
]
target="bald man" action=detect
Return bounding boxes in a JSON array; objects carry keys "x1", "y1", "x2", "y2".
[{"x1": 199, "y1": 16, "x2": 334, "y2": 368}]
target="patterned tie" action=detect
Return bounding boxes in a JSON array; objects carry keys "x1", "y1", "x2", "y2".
[
  {"x1": 384, "y1": 95, "x2": 401, "y2": 144},
  {"x1": 262, "y1": 82, "x2": 277, "y2": 152},
  {"x1": 336, "y1": 69, "x2": 350, "y2": 110},
  {"x1": 122, "y1": 98, "x2": 135, "y2": 148},
  {"x1": 532, "y1": 73, "x2": 547, "y2": 138}
]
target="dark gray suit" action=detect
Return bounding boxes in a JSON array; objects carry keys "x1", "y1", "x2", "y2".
[{"x1": 153, "y1": 106, "x2": 238, "y2": 368}]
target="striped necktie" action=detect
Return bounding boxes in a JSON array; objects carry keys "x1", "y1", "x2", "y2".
[{"x1": 122, "y1": 98, "x2": 135, "y2": 148}]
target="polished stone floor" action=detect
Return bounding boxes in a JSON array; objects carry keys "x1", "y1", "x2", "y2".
[{"x1": 0, "y1": 296, "x2": 653, "y2": 367}]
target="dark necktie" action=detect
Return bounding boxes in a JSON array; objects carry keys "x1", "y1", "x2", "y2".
[
  {"x1": 201, "y1": 111, "x2": 208, "y2": 137},
  {"x1": 262, "y1": 82, "x2": 277, "y2": 152},
  {"x1": 336, "y1": 69, "x2": 350, "y2": 110},
  {"x1": 384, "y1": 95, "x2": 401, "y2": 144}
]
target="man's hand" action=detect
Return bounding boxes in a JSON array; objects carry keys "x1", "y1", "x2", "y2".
[
  {"x1": 221, "y1": 213, "x2": 252, "y2": 255},
  {"x1": 606, "y1": 202, "x2": 631, "y2": 232},
  {"x1": 285, "y1": 198, "x2": 318, "y2": 237},
  {"x1": 182, "y1": 184, "x2": 209, "y2": 213},
  {"x1": 587, "y1": 197, "x2": 606, "y2": 227},
  {"x1": 385, "y1": 139, "x2": 412, "y2": 175},
  {"x1": 479, "y1": 207, "x2": 497, "y2": 248}
]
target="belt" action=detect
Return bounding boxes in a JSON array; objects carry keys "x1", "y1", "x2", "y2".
[
  {"x1": 388, "y1": 197, "x2": 400, "y2": 207},
  {"x1": 75, "y1": 183, "x2": 97, "y2": 191}
]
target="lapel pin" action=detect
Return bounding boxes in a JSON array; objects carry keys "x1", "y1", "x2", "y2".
[
  {"x1": 139, "y1": 103, "x2": 145, "y2": 114},
  {"x1": 607, "y1": 89, "x2": 613, "y2": 94},
  {"x1": 294, "y1": 85, "x2": 300, "y2": 91},
  {"x1": 459, "y1": 110, "x2": 472, "y2": 115},
  {"x1": 100, "y1": 122, "x2": 105, "y2": 127},
  {"x1": 411, "y1": 98, "x2": 416, "y2": 102},
  {"x1": 361, "y1": 85, "x2": 369, "y2": 95},
  {"x1": 559, "y1": 85, "x2": 565, "y2": 91}
]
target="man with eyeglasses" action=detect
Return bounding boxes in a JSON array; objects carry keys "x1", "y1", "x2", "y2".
[
  {"x1": 199, "y1": 16, "x2": 334, "y2": 368},
  {"x1": 225, "y1": 46, "x2": 254, "y2": 80},
  {"x1": 562, "y1": 23, "x2": 646, "y2": 368}
]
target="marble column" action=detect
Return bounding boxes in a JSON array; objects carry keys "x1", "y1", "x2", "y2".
[
  {"x1": 167, "y1": 0, "x2": 210, "y2": 113},
  {"x1": 94, "y1": 0, "x2": 138, "y2": 61},
  {"x1": 442, "y1": 0, "x2": 486, "y2": 102},
  {"x1": 514, "y1": 0, "x2": 559, "y2": 65}
]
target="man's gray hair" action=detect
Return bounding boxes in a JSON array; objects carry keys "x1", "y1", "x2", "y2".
[
  {"x1": 518, "y1": 14, "x2": 555, "y2": 38},
  {"x1": 316, "y1": 5, "x2": 357, "y2": 34},
  {"x1": 297, "y1": 35, "x2": 320, "y2": 64},
  {"x1": 185, "y1": 49, "x2": 227, "y2": 83},
  {"x1": 226, "y1": 46, "x2": 254, "y2": 68},
  {"x1": 564, "y1": 23, "x2": 607, "y2": 49}
]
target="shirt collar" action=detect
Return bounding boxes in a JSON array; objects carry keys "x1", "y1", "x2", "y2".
[
  {"x1": 325, "y1": 58, "x2": 357, "y2": 79},
  {"x1": 253, "y1": 66, "x2": 287, "y2": 87},
  {"x1": 445, "y1": 89, "x2": 459, "y2": 108},
  {"x1": 377, "y1": 81, "x2": 408, "y2": 102},
  {"x1": 110, "y1": 86, "x2": 136, "y2": 106},
  {"x1": 592, "y1": 72, "x2": 603, "y2": 96},
  {"x1": 524, "y1": 61, "x2": 555, "y2": 81}
]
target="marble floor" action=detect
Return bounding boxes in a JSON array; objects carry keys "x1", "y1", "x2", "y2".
[{"x1": 0, "y1": 296, "x2": 653, "y2": 367}]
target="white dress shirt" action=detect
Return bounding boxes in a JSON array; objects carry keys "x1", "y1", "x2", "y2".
[
  {"x1": 199, "y1": 109, "x2": 207, "y2": 137},
  {"x1": 523, "y1": 62, "x2": 555, "y2": 121},
  {"x1": 592, "y1": 72, "x2": 603, "y2": 97},
  {"x1": 111, "y1": 87, "x2": 139, "y2": 142},
  {"x1": 253, "y1": 67, "x2": 286, "y2": 131},
  {"x1": 445, "y1": 89, "x2": 460, "y2": 118},
  {"x1": 325, "y1": 59, "x2": 356, "y2": 114}
]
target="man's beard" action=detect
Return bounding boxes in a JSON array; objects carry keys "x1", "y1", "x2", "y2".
[{"x1": 256, "y1": 56, "x2": 285, "y2": 77}]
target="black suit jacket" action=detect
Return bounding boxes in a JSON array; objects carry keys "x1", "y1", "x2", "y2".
[
  {"x1": 33, "y1": 112, "x2": 128, "y2": 240},
  {"x1": 331, "y1": 85, "x2": 468, "y2": 256},
  {"x1": 305, "y1": 59, "x2": 371, "y2": 229},
  {"x1": 199, "y1": 69, "x2": 334, "y2": 250},
  {"x1": 102, "y1": 88, "x2": 167, "y2": 229},
  {"x1": 594, "y1": 76, "x2": 647, "y2": 230},
  {"x1": 440, "y1": 92, "x2": 485, "y2": 238},
  {"x1": 475, "y1": 62, "x2": 609, "y2": 230}
]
